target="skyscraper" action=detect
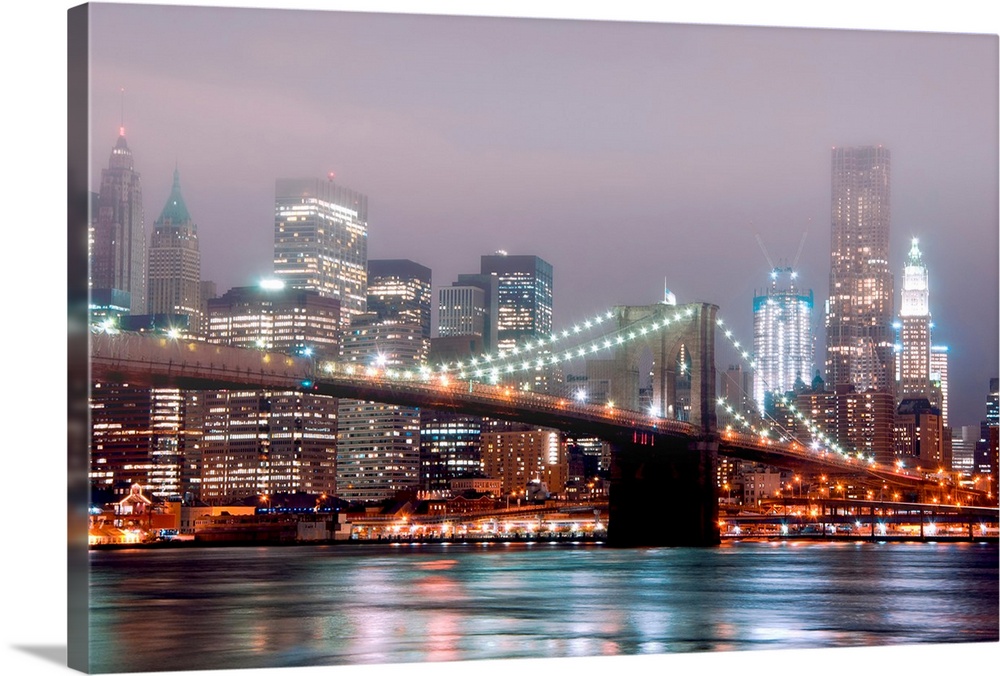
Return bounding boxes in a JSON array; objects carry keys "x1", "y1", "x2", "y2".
[
  {"x1": 147, "y1": 168, "x2": 203, "y2": 334},
  {"x1": 92, "y1": 126, "x2": 146, "y2": 314},
  {"x1": 897, "y1": 238, "x2": 931, "y2": 400},
  {"x1": 826, "y1": 146, "x2": 894, "y2": 392},
  {"x1": 438, "y1": 284, "x2": 488, "y2": 343},
  {"x1": 274, "y1": 176, "x2": 368, "y2": 328},
  {"x1": 752, "y1": 266, "x2": 813, "y2": 411},
  {"x1": 480, "y1": 253, "x2": 553, "y2": 355},
  {"x1": 366, "y1": 259, "x2": 432, "y2": 340}
]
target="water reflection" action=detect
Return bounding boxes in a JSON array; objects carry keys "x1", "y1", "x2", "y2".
[{"x1": 88, "y1": 541, "x2": 999, "y2": 672}]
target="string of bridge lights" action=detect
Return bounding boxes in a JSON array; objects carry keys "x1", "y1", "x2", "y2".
[
  {"x1": 313, "y1": 302, "x2": 874, "y2": 467},
  {"x1": 321, "y1": 305, "x2": 703, "y2": 384},
  {"x1": 714, "y1": 314, "x2": 874, "y2": 465}
]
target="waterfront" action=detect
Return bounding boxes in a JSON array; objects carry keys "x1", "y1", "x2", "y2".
[{"x1": 88, "y1": 540, "x2": 999, "y2": 673}]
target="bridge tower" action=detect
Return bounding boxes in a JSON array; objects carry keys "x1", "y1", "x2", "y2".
[
  {"x1": 609, "y1": 302, "x2": 717, "y2": 435},
  {"x1": 606, "y1": 302, "x2": 721, "y2": 547}
]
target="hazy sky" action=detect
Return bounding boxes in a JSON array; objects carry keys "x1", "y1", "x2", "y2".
[{"x1": 84, "y1": 2, "x2": 997, "y2": 427}]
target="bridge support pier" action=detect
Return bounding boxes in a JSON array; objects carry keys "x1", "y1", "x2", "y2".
[{"x1": 606, "y1": 438, "x2": 720, "y2": 547}]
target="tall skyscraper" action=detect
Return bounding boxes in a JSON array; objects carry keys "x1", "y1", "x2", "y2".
[
  {"x1": 480, "y1": 253, "x2": 553, "y2": 355},
  {"x1": 147, "y1": 168, "x2": 203, "y2": 334},
  {"x1": 897, "y1": 238, "x2": 932, "y2": 400},
  {"x1": 826, "y1": 146, "x2": 894, "y2": 393},
  {"x1": 92, "y1": 126, "x2": 146, "y2": 314},
  {"x1": 337, "y1": 260, "x2": 432, "y2": 503},
  {"x1": 752, "y1": 266, "x2": 813, "y2": 411},
  {"x1": 274, "y1": 176, "x2": 368, "y2": 328}
]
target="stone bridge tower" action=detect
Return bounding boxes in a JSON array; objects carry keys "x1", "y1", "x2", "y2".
[{"x1": 609, "y1": 301, "x2": 718, "y2": 436}]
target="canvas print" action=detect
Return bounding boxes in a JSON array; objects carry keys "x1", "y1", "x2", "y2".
[{"x1": 66, "y1": 2, "x2": 999, "y2": 675}]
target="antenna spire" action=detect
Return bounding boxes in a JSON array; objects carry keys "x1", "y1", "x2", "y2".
[{"x1": 119, "y1": 87, "x2": 126, "y2": 136}]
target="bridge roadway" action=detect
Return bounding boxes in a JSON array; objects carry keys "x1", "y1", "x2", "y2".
[{"x1": 90, "y1": 331, "x2": 944, "y2": 491}]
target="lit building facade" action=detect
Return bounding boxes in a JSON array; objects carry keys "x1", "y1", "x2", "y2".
[
  {"x1": 796, "y1": 384, "x2": 896, "y2": 464},
  {"x1": 480, "y1": 253, "x2": 553, "y2": 355},
  {"x1": 147, "y1": 168, "x2": 203, "y2": 334},
  {"x1": 206, "y1": 282, "x2": 341, "y2": 359},
  {"x1": 200, "y1": 283, "x2": 342, "y2": 502},
  {"x1": 438, "y1": 284, "x2": 488, "y2": 342},
  {"x1": 274, "y1": 176, "x2": 368, "y2": 328},
  {"x1": 367, "y1": 259, "x2": 432, "y2": 340},
  {"x1": 92, "y1": 127, "x2": 146, "y2": 314},
  {"x1": 198, "y1": 390, "x2": 338, "y2": 503},
  {"x1": 90, "y1": 383, "x2": 199, "y2": 501},
  {"x1": 930, "y1": 345, "x2": 949, "y2": 426},
  {"x1": 894, "y1": 398, "x2": 950, "y2": 470},
  {"x1": 752, "y1": 267, "x2": 813, "y2": 411},
  {"x1": 419, "y1": 410, "x2": 483, "y2": 492},
  {"x1": 897, "y1": 238, "x2": 932, "y2": 400},
  {"x1": 480, "y1": 428, "x2": 567, "y2": 497},
  {"x1": 337, "y1": 263, "x2": 432, "y2": 502},
  {"x1": 826, "y1": 146, "x2": 894, "y2": 393}
]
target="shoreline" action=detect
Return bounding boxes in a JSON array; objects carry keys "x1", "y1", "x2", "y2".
[{"x1": 88, "y1": 533, "x2": 1000, "y2": 551}]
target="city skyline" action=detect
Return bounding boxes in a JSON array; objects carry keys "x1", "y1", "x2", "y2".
[
  {"x1": 5, "y1": 3, "x2": 994, "y2": 676},
  {"x1": 83, "y1": 3, "x2": 998, "y2": 429}
]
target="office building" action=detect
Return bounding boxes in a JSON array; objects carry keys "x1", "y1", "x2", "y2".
[
  {"x1": 197, "y1": 389, "x2": 338, "y2": 503},
  {"x1": 91, "y1": 126, "x2": 146, "y2": 314},
  {"x1": 367, "y1": 259, "x2": 432, "y2": 340},
  {"x1": 897, "y1": 238, "x2": 932, "y2": 401},
  {"x1": 952, "y1": 425, "x2": 979, "y2": 475},
  {"x1": 480, "y1": 253, "x2": 553, "y2": 355},
  {"x1": 752, "y1": 266, "x2": 813, "y2": 411},
  {"x1": 90, "y1": 383, "x2": 199, "y2": 501},
  {"x1": 894, "y1": 398, "x2": 950, "y2": 470},
  {"x1": 337, "y1": 261, "x2": 432, "y2": 502},
  {"x1": 438, "y1": 284, "x2": 488, "y2": 343},
  {"x1": 419, "y1": 410, "x2": 484, "y2": 492},
  {"x1": 929, "y1": 345, "x2": 949, "y2": 427},
  {"x1": 200, "y1": 282, "x2": 342, "y2": 501},
  {"x1": 274, "y1": 176, "x2": 368, "y2": 328},
  {"x1": 796, "y1": 384, "x2": 896, "y2": 465},
  {"x1": 147, "y1": 168, "x2": 203, "y2": 334},
  {"x1": 826, "y1": 146, "x2": 894, "y2": 393},
  {"x1": 206, "y1": 281, "x2": 341, "y2": 359}
]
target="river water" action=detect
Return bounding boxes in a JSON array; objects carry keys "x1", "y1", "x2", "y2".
[{"x1": 88, "y1": 540, "x2": 998, "y2": 673}]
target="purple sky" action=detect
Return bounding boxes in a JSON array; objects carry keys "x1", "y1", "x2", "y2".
[{"x1": 85, "y1": 3, "x2": 998, "y2": 427}]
